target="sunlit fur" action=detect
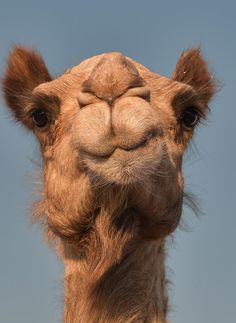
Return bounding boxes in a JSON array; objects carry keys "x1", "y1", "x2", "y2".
[{"x1": 2, "y1": 46, "x2": 215, "y2": 323}]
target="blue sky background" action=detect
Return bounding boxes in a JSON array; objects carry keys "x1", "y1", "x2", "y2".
[{"x1": 0, "y1": 1, "x2": 235, "y2": 322}]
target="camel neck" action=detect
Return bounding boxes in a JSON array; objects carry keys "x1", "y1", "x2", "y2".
[{"x1": 62, "y1": 238, "x2": 168, "y2": 323}]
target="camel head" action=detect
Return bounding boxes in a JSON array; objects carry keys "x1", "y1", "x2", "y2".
[{"x1": 2, "y1": 46, "x2": 215, "y2": 244}]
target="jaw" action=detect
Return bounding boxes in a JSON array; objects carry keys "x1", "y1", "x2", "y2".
[
  {"x1": 43, "y1": 121, "x2": 184, "y2": 244},
  {"x1": 77, "y1": 137, "x2": 184, "y2": 241}
]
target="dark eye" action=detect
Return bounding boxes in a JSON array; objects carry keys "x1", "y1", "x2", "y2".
[
  {"x1": 180, "y1": 107, "x2": 199, "y2": 129},
  {"x1": 32, "y1": 109, "x2": 49, "y2": 128}
]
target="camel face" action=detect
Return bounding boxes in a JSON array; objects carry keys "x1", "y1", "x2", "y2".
[
  {"x1": 3, "y1": 46, "x2": 215, "y2": 242},
  {"x1": 2, "y1": 46, "x2": 216, "y2": 322},
  {"x1": 31, "y1": 52, "x2": 196, "y2": 189}
]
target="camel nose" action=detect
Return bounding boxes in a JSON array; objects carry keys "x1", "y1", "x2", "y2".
[
  {"x1": 74, "y1": 52, "x2": 160, "y2": 158},
  {"x1": 75, "y1": 90, "x2": 161, "y2": 158},
  {"x1": 78, "y1": 52, "x2": 146, "y2": 107},
  {"x1": 77, "y1": 84, "x2": 150, "y2": 108}
]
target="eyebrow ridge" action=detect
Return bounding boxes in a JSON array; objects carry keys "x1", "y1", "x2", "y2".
[{"x1": 31, "y1": 92, "x2": 61, "y2": 108}]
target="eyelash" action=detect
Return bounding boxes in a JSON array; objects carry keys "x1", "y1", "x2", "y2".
[
  {"x1": 178, "y1": 106, "x2": 200, "y2": 129},
  {"x1": 30, "y1": 109, "x2": 50, "y2": 128}
]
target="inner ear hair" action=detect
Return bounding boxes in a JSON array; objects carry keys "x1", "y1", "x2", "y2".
[
  {"x1": 172, "y1": 48, "x2": 216, "y2": 107},
  {"x1": 2, "y1": 45, "x2": 52, "y2": 128}
]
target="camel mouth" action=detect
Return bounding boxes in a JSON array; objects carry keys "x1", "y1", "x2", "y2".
[
  {"x1": 80, "y1": 130, "x2": 157, "y2": 159},
  {"x1": 79, "y1": 131, "x2": 162, "y2": 186},
  {"x1": 120, "y1": 131, "x2": 155, "y2": 152}
]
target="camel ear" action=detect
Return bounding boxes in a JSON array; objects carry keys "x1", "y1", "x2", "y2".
[
  {"x1": 2, "y1": 45, "x2": 52, "y2": 127},
  {"x1": 172, "y1": 48, "x2": 216, "y2": 106}
]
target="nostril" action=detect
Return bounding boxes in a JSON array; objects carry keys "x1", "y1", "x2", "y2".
[
  {"x1": 77, "y1": 91, "x2": 97, "y2": 108},
  {"x1": 123, "y1": 85, "x2": 151, "y2": 102}
]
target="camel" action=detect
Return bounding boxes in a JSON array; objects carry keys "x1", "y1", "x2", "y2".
[{"x1": 2, "y1": 46, "x2": 215, "y2": 323}]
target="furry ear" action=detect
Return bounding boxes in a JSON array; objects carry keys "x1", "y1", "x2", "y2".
[
  {"x1": 2, "y1": 45, "x2": 52, "y2": 126},
  {"x1": 172, "y1": 48, "x2": 216, "y2": 106}
]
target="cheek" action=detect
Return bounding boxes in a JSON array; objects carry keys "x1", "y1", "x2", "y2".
[
  {"x1": 71, "y1": 102, "x2": 111, "y2": 155},
  {"x1": 160, "y1": 169, "x2": 184, "y2": 205},
  {"x1": 156, "y1": 141, "x2": 184, "y2": 203},
  {"x1": 43, "y1": 133, "x2": 80, "y2": 177}
]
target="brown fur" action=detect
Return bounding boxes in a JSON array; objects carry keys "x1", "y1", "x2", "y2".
[
  {"x1": 3, "y1": 46, "x2": 52, "y2": 128},
  {"x1": 2, "y1": 46, "x2": 215, "y2": 323}
]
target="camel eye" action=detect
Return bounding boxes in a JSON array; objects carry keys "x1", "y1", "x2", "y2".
[
  {"x1": 180, "y1": 107, "x2": 199, "y2": 129},
  {"x1": 32, "y1": 109, "x2": 49, "y2": 128}
]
